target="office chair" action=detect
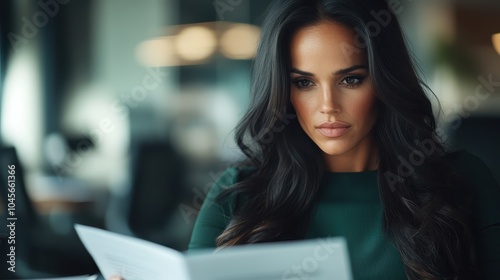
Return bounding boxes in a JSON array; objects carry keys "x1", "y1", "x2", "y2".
[
  {"x1": 106, "y1": 139, "x2": 188, "y2": 249},
  {"x1": 0, "y1": 146, "x2": 52, "y2": 279},
  {"x1": 0, "y1": 146, "x2": 99, "y2": 278}
]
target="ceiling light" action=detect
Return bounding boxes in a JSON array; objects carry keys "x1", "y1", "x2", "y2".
[
  {"x1": 220, "y1": 24, "x2": 260, "y2": 59},
  {"x1": 136, "y1": 36, "x2": 179, "y2": 67},
  {"x1": 175, "y1": 26, "x2": 217, "y2": 61}
]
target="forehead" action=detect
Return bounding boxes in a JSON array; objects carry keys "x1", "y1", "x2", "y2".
[{"x1": 289, "y1": 20, "x2": 365, "y2": 68}]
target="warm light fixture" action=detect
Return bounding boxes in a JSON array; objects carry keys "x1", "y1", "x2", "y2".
[
  {"x1": 220, "y1": 24, "x2": 260, "y2": 59},
  {"x1": 493, "y1": 33, "x2": 500, "y2": 55},
  {"x1": 136, "y1": 22, "x2": 261, "y2": 66},
  {"x1": 175, "y1": 26, "x2": 217, "y2": 61},
  {"x1": 136, "y1": 36, "x2": 179, "y2": 66}
]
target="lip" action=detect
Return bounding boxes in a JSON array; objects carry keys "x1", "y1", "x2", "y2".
[{"x1": 316, "y1": 121, "x2": 351, "y2": 138}]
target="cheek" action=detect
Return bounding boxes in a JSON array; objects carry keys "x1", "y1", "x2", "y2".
[
  {"x1": 290, "y1": 93, "x2": 314, "y2": 123},
  {"x1": 353, "y1": 92, "x2": 378, "y2": 126}
]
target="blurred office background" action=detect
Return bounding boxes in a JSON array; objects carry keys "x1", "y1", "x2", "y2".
[{"x1": 0, "y1": 0, "x2": 499, "y2": 278}]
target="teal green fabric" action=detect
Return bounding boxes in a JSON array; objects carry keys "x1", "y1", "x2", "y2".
[{"x1": 188, "y1": 151, "x2": 500, "y2": 279}]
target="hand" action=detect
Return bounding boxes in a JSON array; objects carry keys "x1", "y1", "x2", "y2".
[{"x1": 108, "y1": 276, "x2": 123, "y2": 280}]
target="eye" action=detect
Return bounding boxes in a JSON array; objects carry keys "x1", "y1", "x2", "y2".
[
  {"x1": 340, "y1": 75, "x2": 364, "y2": 88},
  {"x1": 293, "y1": 78, "x2": 315, "y2": 89}
]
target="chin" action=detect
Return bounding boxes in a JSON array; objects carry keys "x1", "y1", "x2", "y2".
[{"x1": 316, "y1": 142, "x2": 351, "y2": 156}]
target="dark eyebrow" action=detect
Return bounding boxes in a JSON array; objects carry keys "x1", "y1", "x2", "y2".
[
  {"x1": 289, "y1": 64, "x2": 366, "y2": 76},
  {"x1": 333, "y1": 64, "x2": 366, "y2": 76},
  {"x1": 289, "y1": 68, "x2": 314, "y2": 76}
]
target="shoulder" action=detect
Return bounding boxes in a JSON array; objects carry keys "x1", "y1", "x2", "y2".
[
  {"x1": 201, "y1": 165, "x2": 257, "y2": 217},
  {"x1": 205, "y1": 165, "x2": 256, "y2": 201},
  {"x1": 446, "y1": 150, "x2": 500, "y2": 229},
  {"x1": 188, "y1": 165, "x2": 256, "y2": 250},
  {"x1": 446, "y1": 150, "x2": 493, "y2": 173},
  {"x1": 446, "y1": 150, "x2": 498, "y2": 190}
]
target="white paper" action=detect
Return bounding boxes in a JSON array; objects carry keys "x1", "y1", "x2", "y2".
[
  {"x1": 186, "y1": 237, "x2": 352, "y2": 280},
  {"x1": 75, "y1": 224, "x2": 190, "y2": 280},
  {"x1": 75, "y1": 224, "x2": 353, "y2": 280}
]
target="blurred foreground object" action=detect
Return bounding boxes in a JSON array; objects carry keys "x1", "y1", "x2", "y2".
[{"x1": 493, "y1": 33, "x2": 500, "y2": 55}]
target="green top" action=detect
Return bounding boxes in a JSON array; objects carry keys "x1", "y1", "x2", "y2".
[{"x1": 188, "y1": 151, "x2": 500, "y2": 279}]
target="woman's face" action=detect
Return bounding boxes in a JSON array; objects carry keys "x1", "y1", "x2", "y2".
[{"x1": 289, "y1": 20, "x2": 379, "y2": 167}]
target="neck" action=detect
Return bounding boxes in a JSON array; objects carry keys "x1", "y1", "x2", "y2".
[{"x1": 323, "y1": 136, "x2": 379, "y2": 172}]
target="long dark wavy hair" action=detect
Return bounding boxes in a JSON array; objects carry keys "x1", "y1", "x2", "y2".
[{"x1": 215, "y1": 0, "x2": 477, "y2": 279}]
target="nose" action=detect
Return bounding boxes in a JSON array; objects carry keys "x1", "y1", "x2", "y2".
[{"x1": 319, "y1": 85, "x2": 341, "y2": 114}]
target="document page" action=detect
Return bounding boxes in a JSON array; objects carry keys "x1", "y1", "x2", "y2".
[
  {"x1": 76, "y1": 225, "x2": 352, "y2": 280},
  {"x1": 186, "y1": 237, "x2": 353, "y2": 280},
  {"x1": 75, "y1": 224, "x2": 190, "y2": 280}
]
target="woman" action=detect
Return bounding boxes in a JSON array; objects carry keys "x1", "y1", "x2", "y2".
[{"x1": 188, "y1": 0, "x2": 500, "y2": 279}]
